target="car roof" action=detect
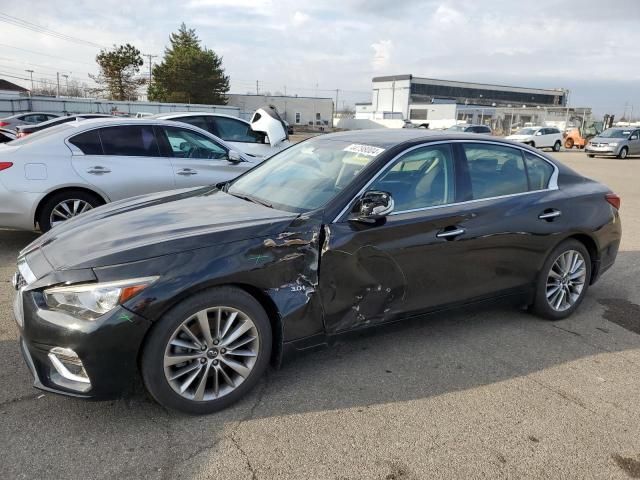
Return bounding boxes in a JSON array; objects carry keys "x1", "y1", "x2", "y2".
[
  {"x1": 310, "y1": 129, "x2": 506, "y2": 148},
  {"x1": 151, "y1": 112, "x2": 247, "y2": 122}
]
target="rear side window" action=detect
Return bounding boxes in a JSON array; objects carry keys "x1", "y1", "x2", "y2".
[
  {"x1": 524, "y1": 151, "x2": 554, "y2": 190},
  {"x1": 99, "y1": 126, "x2": 160, "y2": 156},
  {"x1": 213, "y1": 117, "x2": 260, "y2": 143},
  {"x1": 463, "y1": 143, "x2": 529, "y2": 199},
  {"x1": 69, "y1": 129, "x2": 102, "y2": 155},
  {"x1": 174, "y1": 116, "x2": 211, "y2": 133}
]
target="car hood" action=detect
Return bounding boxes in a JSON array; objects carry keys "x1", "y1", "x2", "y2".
[
  {"x1": 22, "y1": 187, "x2": 299, "y2": 271},
  {"x1": 590, "y1": 136, "x2": 623, "y2": 143}
]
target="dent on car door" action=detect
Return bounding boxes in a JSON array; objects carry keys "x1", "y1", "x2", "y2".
[
  {"x1": 320, "y1": 143, "x2": 472, "y2": 333},
  {"x1": 68, "y1": 126, "x2": 176, "y2": 201},
  {"x1": 157, "y1": 125, "x2": 251, "y2": 187}
]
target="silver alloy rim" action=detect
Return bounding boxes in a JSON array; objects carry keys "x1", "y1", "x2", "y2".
[
  {"x1": 49, "y1": 199, "x2": 93, "y2": 227},
  {"x1": 620, "y1": 148, "x2": 627, "y2": 159},
  {"x1": 164, "y1": 307, "x2": 259, "y2": 402},
  {"x1": 546, "y1": 249, "x2": 587, "y2": 312}
]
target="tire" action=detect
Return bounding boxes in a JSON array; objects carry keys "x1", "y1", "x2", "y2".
[
  {"x1": 141, "y1": 287, "x2": 272, "y2": 415},
  {"x1": 618, "y1": 147, "x2": 628, "y2": 159},
  {"x1": 553, "y1": 140, "x2": 561, "y2": 152},
  {"x1": 531, "y1": 239, "x2": 591, "y2": 321},
  {"x1": 564, "y1": 139, "x2": 574, "y2": 149},
  {"x1": 37, "y1": 189, "x2": 102, "y2": 232},
  {"x1": 587, "y1": 154, "x2": 595, "y2": 158},
  {"x1": 528, "y1": 141, "x2": 536, "y2": 148}
]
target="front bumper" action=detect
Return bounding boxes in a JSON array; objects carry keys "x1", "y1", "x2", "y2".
[
  {"x1": 585, "y1": 146, "x2": 618, "y2": 155},
  {"x1": 15, "y1": 286, "x2": 152, "y2": 399}
]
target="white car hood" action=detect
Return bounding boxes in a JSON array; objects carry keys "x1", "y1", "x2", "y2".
[{"x1": 250, "y1": 107, "x2": 288, "y2": 147}]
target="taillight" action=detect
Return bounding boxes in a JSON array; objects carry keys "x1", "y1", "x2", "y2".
[
  {"x1": 0, "y1": 162, "x2": 13, "y2": 172},
  {"x1": 605, "y1": 193, "x2": 621, "y2": 210},
  {"x1": 16, "y1": 132, "x2": 27, "y2": 138},
  {"x1": 0, "y1": 121, "x2": 9, "y2": 127}
]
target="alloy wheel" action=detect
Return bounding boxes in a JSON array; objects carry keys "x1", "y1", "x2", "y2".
[
  {"x1": 49, "y1": 199, "x2": 93, "y2": 227},
  {"x1": 546, "y1": 249, "x2": 587, "y2": 312},
  {"x1": 163, "y1": 307, "x2": 259, "y2": 401}
]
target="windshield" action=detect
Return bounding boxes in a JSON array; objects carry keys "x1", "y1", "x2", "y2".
[
  {"x1": 446, "y1": 124, "x2": 468, "y2": 132},
  {"x1": 228, "y1": 137, "x2": 384, "y2": 212},
  {"x1": 599, "y1": 129, "x2": 632, "y2": 138},
  {"x1": 516, "y1": 128, "x2": 537, "y2": 135}
]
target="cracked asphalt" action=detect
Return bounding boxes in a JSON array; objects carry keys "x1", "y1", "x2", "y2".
[{"x1": 1, "y1": 151, "x2": 640, "y2": 479}]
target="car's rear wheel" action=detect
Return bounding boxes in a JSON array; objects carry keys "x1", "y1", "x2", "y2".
[
  {"x1": 618, "y1": 147, "x2": 628, "y2": 159},
  {"x1": 38, "y1": 190, "x2": 102, "y2": 232},
  {"x1": 141, "y1": 287, "x2": 272, "y2": 414},
  {"x1": 528, "y1": 141, "x2": 536, "y2": 148},
  {"x1": 564, "y1": 138, "x2": 574, "y2": 149},
  {"x1": 532, "y1": 239, "x2": 591, "y2": 320},
  {"x1": 587, "y1": 154, "x2": 595, "y2": 158},
  {"x1": 553, "y1": 140, "x2": 561, "y2": 152}
]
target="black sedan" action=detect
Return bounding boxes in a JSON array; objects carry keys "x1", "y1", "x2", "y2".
[{"x1": 13, "y1": 130, "x2": 621, "y2": 414}]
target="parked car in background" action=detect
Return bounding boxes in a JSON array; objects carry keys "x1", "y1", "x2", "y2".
[
  {"x1": 12, "y1": 130, "x2": 621, "y2": 414},
  {"x1": 153, "y1": 106, "x2": 290, "y2": 158},
  {"x1": 0, "y1": 112, "x2": 61, "y2": 129},
  {"x1": 0, "y1": 118, "x2": 254, "y2": 232},
  {"x1": 585, "y1": 128, "x2": 640, "y2": 159},
  {"x1": 15, "y1": 114, "x2": 114, "y2": 138},
  {"x1": 446, "y1": 124, "x2": 492, "y2": 134},
  {"x1": 505, "y1": 126, "x2": 563, "y2": 152},
  {"x1": 0, "y1": 127, "x2": 16, "y2": 143}
]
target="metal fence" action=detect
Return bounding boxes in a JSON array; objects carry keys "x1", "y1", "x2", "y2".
[{"x1": 0, "y1": 95, "x2": 240, "y2": 117}]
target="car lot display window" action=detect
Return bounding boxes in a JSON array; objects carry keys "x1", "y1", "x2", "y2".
[
  {"x1": 463, "y1": 143, "x2": 528, "y2": 199},
  {"x1": 370, "y1": 145, "x2": 455, "y2": 211}
]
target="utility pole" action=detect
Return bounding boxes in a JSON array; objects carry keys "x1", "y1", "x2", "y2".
[
  {"x1": 143, "y1": 53, "x2": 158, "y2": 86},
  {"x1": 62, "y1": 74, "x2": 69, "y2": 96},
  {"x1": 25, "y1": 69, "x2": 34, "y2": 93},
  {"x1": 335, "y1": 89, "x2": 340, "y2": 113},
  {"x1": 256, "y1": 80, "x2": 260, "y2": 95},
  {"x1": 56, "y1": 72, "x2": 60, "y2": 98},
  {"x1": 283, "y1": 85, "x2": 287, "y2": 96}
]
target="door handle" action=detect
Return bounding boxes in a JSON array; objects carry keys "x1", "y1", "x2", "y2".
[
  {"x1": 538, "y1": 209, "x2": 562, "y2": 220},
  {"x1": 177, "y1": 168, "x2": 198, "y2": 176},
  {"x1": 436, "y1": 227, "x2": 465, "y2": 239},
  {"x1": 86, "y1": 166, "x2": 111, "y2": 174}
]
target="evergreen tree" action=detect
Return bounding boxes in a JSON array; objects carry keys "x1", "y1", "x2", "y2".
[
  {"x1": 90, "y1": 44, "x2": 144, "y2": 101},
  {"x1": 149, "y1": 24, "x2": 230, "y2": 104}
]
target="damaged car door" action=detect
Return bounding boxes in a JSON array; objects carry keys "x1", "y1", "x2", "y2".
[{"x1": 319, "y1": 143, "x2": 469, "y2": 333}]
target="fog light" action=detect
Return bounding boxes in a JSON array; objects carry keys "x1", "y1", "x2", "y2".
[{"x1": 48, "y1": 347, "x2": 91, "y2": 392}]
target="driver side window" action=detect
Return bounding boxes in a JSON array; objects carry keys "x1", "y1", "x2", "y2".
[
  {"x1": 160, "y1": 126, "x2": 228, "y2": 160},
  {"x1": 369, "y1": 144, "x2": 455, "y2": 212}
]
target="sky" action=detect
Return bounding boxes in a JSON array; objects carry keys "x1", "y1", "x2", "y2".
[{"x1": 1, "y1": 0, "x2": 640, "y2": 117}]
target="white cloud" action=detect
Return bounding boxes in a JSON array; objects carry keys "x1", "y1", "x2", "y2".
[
  {"x1": 371, "y1": 40, "x2": 392, "y2": 71},
  {"x1": 291, "y1": 11, "x2": 310, "y2": 27}
]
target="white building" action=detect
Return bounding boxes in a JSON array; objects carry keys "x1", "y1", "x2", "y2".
[{"x1": 227, "y1": 94, "x2": 334, "y2": 128}]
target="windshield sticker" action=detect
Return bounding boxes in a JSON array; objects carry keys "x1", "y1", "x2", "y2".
[{"x1": 343, "y1": 144, "x2": 385, "y2": 157}]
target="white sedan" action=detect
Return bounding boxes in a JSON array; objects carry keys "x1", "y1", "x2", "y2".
[
  {"x1": 506, "y1": 126, "x2": 563, "y2": 152},
  {"x1": 153, "y1": 106, "x2": 290, "y2": 159},
  {"x1": 0, "y1": 118, "x2": 257, "y2": 231}
]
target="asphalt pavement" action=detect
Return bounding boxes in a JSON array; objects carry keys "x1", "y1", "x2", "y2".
[{"x1": 1, "y1": 150, "x2": 640, "y2": 479}]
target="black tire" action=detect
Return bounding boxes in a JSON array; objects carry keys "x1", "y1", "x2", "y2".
[
  {"x1": 587, "y1": 154, "x2": 595, "y2": 158},
  {"x1": 618, "y1": 147, "x2": 628, "y2": 159},
  {"x1": 553, "y1": 140, "x2": 561, "y2": 152},
  {"x1": 528, "y1": 141, "x2": 536, "y2": 148},
  {"x1": 37, "y1": 189, "x2": 102, "y2": 232},
  {"x1": 531, "y1": 239, "x2": 592, "y2": 321},
  {"x1": 141, "y1": 287, "x2": 272, "y2": 415}
]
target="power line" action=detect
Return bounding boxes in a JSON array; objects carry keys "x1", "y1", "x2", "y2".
[
  {"x1": 0, "y1": 43, "x2": 96, "y2": 66},
  {"x1": 0, "y1": 12, "x2": 106, "y2": 49}
]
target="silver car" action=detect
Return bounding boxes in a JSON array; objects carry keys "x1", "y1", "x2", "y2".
[
  {"x1": 586, "y1": 127, "x2": 640, "y2": 159},
  {"x1": 0, "y1": 112, "x2": 61, "y2": 129},
  {"x1": 0, "y1": 118, "x2": 255, "y2": 232}
]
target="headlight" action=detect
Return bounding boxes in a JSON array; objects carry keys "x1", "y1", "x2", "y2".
[
  {"x1": 609, "y1": 142, "x2": 618, "y2": 146},
  {"x1": 43, "y1": 276, "x2": 158, "y2": 320}
]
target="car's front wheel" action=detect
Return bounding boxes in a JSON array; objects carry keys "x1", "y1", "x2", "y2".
[
  {"x1": 38, "y1": 190, "x2": 102, "y2": 232},
  {"x1": 532, "y1": 239, "x2": 591, "y2": 320},
  {"x1": 587, "y1": 154, "x2": 595, "y2": 158},
  {"x1": 553, "y1": 140, "x2": 561, "y2": 152},
  {"x1": 141, "y1": 287, "x2": 272, "y2": 414},
  {"x1": 618, "y1": 147, "x2": 629, "y2": 159}
]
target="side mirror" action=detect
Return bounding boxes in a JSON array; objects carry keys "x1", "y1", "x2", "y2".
[
  {"x1": 351, "y1": 191, "x2": 394, "y2": 223},
  {"x1": 535, "y1": 131, "x2": 543, "y2": 136},
  {"x1": 227, "y1": 150, "x2": 243, "y2": 163},
  {"x1": 630, "y1": 135, "x2": 638, "y2": 140}
]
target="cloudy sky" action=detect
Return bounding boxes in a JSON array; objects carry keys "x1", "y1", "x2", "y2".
[{"x1": 2, "y1": 0, "x2": 640, "y2": 116}]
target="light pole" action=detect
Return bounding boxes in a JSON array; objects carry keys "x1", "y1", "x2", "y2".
[
  {"x1": 25, "y1": 69, "x2": 34, "y2": 93},
  {"x1": 62, "y1": 74, "x2": 69, "y2": 96}
]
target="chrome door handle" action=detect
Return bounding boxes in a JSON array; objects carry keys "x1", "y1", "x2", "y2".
[
  {"x1": 87, "y1": 166, "x2": 111, "y2": 174},
  {"x1": 538, "y1": 210, "x2": 562, "y2": 220},
  {"x1": 436, "y1": 228, "x2": 465, "y2": 239},
  {"x1": 177, "y1": 168, "x2": 198, "y2": 176}
]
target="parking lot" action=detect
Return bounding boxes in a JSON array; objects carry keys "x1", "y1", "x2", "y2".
[{"x1": 1, "y1": 150, "x2": 639, "y2": 479}]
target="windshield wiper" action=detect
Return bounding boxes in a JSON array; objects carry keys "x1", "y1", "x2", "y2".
[{"x1": 228, "y1": 192, "x2": 273, "y2": 209}]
